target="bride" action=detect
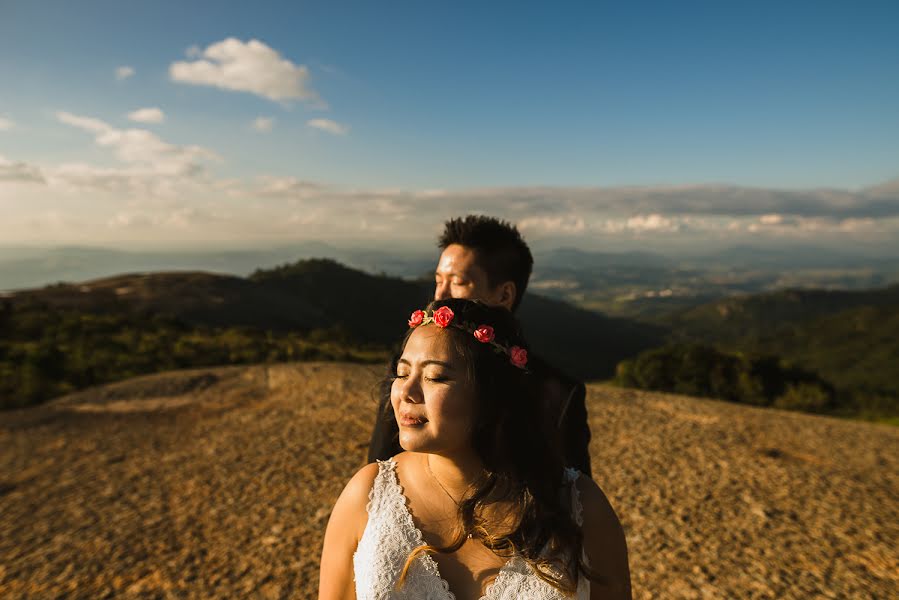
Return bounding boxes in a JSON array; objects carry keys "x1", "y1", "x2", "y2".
[{"x1": 318, "y1": 299, "x2": 631, "y2": 599}]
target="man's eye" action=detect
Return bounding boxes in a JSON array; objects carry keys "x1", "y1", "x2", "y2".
[
  {"x1": 394, "y1": 373, "x2": 409, "y2": 379},
  {"x1": 425, "y1": 375, "x2": 449, "y2": 383}
]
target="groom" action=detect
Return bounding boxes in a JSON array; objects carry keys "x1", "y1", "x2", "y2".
[{"x1": 367, "y1": 215, "x2": 592, "y2": 476}]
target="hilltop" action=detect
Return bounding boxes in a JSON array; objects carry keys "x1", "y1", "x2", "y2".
[
  {"x1": 1, "y1": 259, "x2": 664, "y2": 409},
  {"x1": 1, "y1": 363, "x2": 896, "y2": 598}
]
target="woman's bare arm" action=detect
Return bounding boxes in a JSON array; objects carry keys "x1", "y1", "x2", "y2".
[
  {"x1": 577, "y1": 477, "x2": 633, "y2": 600},
  {"x1": 318, "y1": 462, "x2": 380, "y2": 600}
]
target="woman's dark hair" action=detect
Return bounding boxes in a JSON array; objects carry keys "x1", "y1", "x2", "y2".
[
  {"x1": 390, "y1": 298, "x2": 596, "y2": 593},
  {"x1": 439, "y1": 215, "x2": 533, "y2": 312}
]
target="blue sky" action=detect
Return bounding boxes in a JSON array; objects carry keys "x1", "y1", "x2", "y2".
[{"x1": 1, "y1": 0, "x2": 898, "y2": 250}]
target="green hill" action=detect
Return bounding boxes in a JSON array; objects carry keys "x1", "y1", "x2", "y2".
[
  {"x1": 658, "y1": 284, "x2": 899, "y2": 344},
  {"x1": 0, "y1": 258, "x2": 664, "y2": 409},
  {"x1": 619, "y1": 285, "x2": 899, "y2": 420}
]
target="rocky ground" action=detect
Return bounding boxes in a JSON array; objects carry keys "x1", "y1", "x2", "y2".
[{"x1": 1, "y1": 362, "x2": 896, "y2": 599}]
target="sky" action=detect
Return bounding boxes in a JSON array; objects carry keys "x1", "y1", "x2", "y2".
[{"x1": 1, "y1": 0, "x2": 898, "y2": 252}]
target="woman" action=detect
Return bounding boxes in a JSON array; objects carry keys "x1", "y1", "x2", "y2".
[{"x1": 319, "y1": 299, "x2": 631, "y2": 599}]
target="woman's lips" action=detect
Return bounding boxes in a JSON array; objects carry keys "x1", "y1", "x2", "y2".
[{"x1": 399, "y1": 414, "x2": 428, "y2": 427}]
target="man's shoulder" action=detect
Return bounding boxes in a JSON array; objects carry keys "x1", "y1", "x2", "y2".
[{"x1": 528, "y1": 353, "x2": 585, "y2": 393}]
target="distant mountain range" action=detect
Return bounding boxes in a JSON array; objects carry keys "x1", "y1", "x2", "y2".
[
  {"x1": 3, "y1": 256, "x2": 897, "y2": 419},
  {"x1": 4, "y1": 258, "x2": 665, "y2": 381},
  {"x1": 4, "y1": 244, "x2": 898, "y2": 297}
]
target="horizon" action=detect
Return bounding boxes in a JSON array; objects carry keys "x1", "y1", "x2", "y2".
[{"x1": 2, "y1": 1, "x2": 898, "y2": 251}]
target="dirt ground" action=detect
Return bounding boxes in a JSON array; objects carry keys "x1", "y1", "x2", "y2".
[{"x1": 1, "y1": 362, "x2": 896, "y2": 599}]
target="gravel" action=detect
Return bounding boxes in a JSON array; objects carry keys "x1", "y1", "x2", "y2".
[{"x1": 1, "y1": 362, "x2": 896, "y2": 599}]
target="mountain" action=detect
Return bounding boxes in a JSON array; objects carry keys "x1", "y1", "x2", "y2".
[
  {"x1": 2, "y1": 259, "x2": 665, "y2": 397},
  {"x1": 0, "y1": 245, "x2": 436, "y2": 292}
]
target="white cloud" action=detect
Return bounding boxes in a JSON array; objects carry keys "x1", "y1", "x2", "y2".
[
  {"x1": 255, "y1": 175, "x2": 324, "y2": 198},
  {"x1": 127, "y1": 107, "x2": 165, "y2": 124},
  {"x1": 169, "y1": 38, "x2": 322, "y2": 105},
  {"x1": 625, "y1": 214, "x2": 681, "y2": 233},
  {"x1": 0, "y1": 116, "x2": 14, "y2": 131},
  {"x1": 252, "y1": 116, "x2": 274, "y2": 132},
  {"x1": 116, "y1": 66, "x2": 135, "y2": 80},
  {"x1": 517, "y1": 216, "x2": 586, "y2": 234},
  {"x1": 0, "y1": 155, "x2": 45, "y2": 183},
  {"x1": 55, "y1": 111, "x2": 218, "y2": 177},
  {"x1": 57, "y1": 111, "x2": 110, "y2": 133},
  {"x1": 307, "y1": 118, "x2": 348, "y2": 135}
]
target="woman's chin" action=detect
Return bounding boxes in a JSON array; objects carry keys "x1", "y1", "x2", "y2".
[{"x1": 398, "y1": 431, "x2": 431, "y2": 453}]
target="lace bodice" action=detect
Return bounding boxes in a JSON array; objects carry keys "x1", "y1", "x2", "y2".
[{"x1": 352, "y1": 459, "x2": 590, "y2": 599}]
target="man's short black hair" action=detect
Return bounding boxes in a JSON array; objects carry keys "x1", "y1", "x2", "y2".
[{"x1": 438, "y1": 215, "x2": 533, "y2": 312}]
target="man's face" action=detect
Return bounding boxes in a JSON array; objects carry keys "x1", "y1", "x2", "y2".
[{"x1": 434, "y1": 244, "x2": 507, "y2": 307}]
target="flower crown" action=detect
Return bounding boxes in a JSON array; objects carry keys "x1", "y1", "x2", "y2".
[{"x1": 408, "y1": 306, "x2": 529, "y2": 369}]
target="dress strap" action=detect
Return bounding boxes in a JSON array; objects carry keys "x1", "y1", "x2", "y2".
[
  {"x1": 564, "y1": 467, "x2": 584, "y2": 527},
  {"x1": 366, "y1": 458, "x2": 400, "y2": 515}
]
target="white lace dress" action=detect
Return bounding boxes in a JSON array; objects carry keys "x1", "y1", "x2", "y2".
[{"x1": 352, "y1": 459, "x2": 590, "y2": 599}]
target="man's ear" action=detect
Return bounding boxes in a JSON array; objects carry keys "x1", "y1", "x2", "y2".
[{"x1": 497, "y1": 281, "x2": 517, "y2": 310}]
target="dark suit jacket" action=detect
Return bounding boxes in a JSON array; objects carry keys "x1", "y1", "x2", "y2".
[{"x1": 366, "y1": 353, "x2": 592, "y2": 477}]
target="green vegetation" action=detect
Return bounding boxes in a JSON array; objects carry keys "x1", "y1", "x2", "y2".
[
  {"x1": 615, "y1": 344, "x2": 835, "y2": 411},
  {"x1": 615, "y1": 342, "x2": 897, "y2": 422},
  {"x1": 629, "y1": 286, "x2": 899, "y2": 421},
  {"x1": 4, "y1": 258, "x2": 896, "y2": 423},
  {"x1": 0, "y1": 298, "x2": 388, "y2": 410}
]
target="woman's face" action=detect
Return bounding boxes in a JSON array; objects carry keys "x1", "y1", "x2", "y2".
[{"x1": 391, "y1": 325, "x2": 477, "y2": 455}]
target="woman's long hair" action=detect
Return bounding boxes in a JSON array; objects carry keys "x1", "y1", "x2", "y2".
[{"x1": 389, "y1": 298, "x2": 596, "y2": 594}]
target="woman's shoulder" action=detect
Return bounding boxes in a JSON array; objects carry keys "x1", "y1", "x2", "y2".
[
  {"x1": 572, "y1": 474, "x2": 632, "y2": 598},
  {"x1": 339, "y1": 453, "x2": 414, "y2": 508},
  {"x1": 328, "y1": 462, "x2": 383, "y2": 540},
  {"x1": 569, "y1": 474, "x2": 621, "y2": 531}
]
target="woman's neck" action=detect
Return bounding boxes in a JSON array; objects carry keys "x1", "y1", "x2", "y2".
[{"x1": 424, "y1": 450, "x2": 484, "y2": 498}]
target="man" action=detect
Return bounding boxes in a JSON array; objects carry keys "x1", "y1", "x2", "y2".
[{"x1": 367, "y1": 215, "x2": 592, "y2": 476}]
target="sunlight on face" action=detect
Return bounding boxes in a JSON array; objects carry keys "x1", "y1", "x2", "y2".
[
  {"x1": 434, "y1": 244, "x2": 500, "y2": 304},
  {"x1": 390, "y1": 326, "x2": 476, "y2": 455}
]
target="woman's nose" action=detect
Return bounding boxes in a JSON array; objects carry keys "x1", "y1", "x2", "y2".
[{"x1": 398, "y1": 375, "x2": 423, "y2": 403}]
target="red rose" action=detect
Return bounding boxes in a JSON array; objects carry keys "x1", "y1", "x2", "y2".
[
  {"x1": 509, "y1": 346, "x2": 528, "y2": 368},
  {"x1": 433, "y1": 306, "x2": 455, "y2": 328},
  {"x1": 473, "y1": 325, "x2": 495, "y2": 343},
  {"x1": 408, "y1": 310, "x2": 425, "y2": 328}
]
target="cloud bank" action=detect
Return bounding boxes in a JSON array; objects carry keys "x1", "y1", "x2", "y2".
[{"x1": 2, "y1": 110, "x2": 896, "y2": 249}]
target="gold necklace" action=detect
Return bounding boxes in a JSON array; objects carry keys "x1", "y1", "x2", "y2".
[
  {"x1": 426, "y1": 456, "x2": 474, "y2": 540},
  {"x1": 426, "y1": 455, "x2": 462, "y2": 505}
]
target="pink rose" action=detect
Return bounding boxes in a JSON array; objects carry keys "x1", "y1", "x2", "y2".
[
  {"x1": 509, "y1": 346, "x2": 528, "y2": 368},
  {"x1": 408, "y1": 310, "x2": 425, "y2": 328},
  {"x1": 433, "y1": 306, "x2": 455, "y2": 328},
  {"x1": 473, "y1": 325, "x2": 495, "y2": 343}
]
